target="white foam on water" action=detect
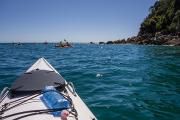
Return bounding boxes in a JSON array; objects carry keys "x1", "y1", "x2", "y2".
[{"x1": 96, "y1": 73, "x2": 103, "y2": 77}]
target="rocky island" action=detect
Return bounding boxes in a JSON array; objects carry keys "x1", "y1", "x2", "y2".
[{"x1": 103, "y1": 0, "x2": 180, "y2": 46}]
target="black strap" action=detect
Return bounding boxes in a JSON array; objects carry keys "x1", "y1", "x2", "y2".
[
  {"x1": 0, "y1": 88, "x2": 78, "y2": 119},
  {"x1": 0, "y1": 94, "x2": 40, "y2": 115},
  {"x1": 0, "y1": 107, "x2": 67, "y2": 120}
]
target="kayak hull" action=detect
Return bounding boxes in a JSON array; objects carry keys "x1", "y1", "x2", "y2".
[{"x1": 0, "y1": 58, "x2": 96, "y2": 120}]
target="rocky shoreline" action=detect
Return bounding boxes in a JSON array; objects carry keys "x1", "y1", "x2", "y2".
[
  {"x1": 99, "y1": 0, "x2": 180, "y2": 46},
  {"x1": 101, "y1": 33, "x2": 180, "y2": 46}
]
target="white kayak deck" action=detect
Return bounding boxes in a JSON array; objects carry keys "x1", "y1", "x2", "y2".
[{"x1": 0, "y1": 58, "x2": 96, "y2": 120}]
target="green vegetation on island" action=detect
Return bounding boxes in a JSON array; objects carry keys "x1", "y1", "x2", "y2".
[
  {"x1": 139, "y1": 0, "x2": 180, "y2": 36},
  {"x1": 104, "y1": 0, "x2": 180, "y2": 46}
]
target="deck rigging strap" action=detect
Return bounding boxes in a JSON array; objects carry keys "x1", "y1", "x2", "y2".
[
  {"x1": 0, "y1": 93, "x2": 40, "y2": 115},
  {"x1": 0, "y1": 84, "x2": 64, "y2": 113},
  {"x1": 0, "y1": 107, "x2": 67, "y2": 120},
  {"x1": 59, "y1": 88, "x2": 78, "y2": 119},
  {"x1": 67, "y1": 82, "x2": 77, "y2": 96},
  {"x1": 0, "y1": 89, "x2": 78, "y2": 120},
  {"x1": 1, "y1": 93, "x2": 38, "y2": 108}
]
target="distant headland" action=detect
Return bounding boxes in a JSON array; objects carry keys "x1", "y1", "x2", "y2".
[{"x1": 99, "y1": 0, "x2": 180, "y2": 46}]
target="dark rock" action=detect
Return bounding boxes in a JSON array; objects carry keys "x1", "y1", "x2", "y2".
[
  {"x1": 99, "y1": 42, "x2": 105, "y2": 44},
  {"x1": 90, "y1": 42, "x2": 95, "y2": 44},
  {"x1": 106, "y1": 41, "x2": 114, "y2": 44},
  {"x1": 164, "y1": 39, "x2": 180, "y2": 46}
]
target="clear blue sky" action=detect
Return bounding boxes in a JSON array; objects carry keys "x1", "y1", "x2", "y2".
[{"x1": 0, "y1": 0, "x2": 156, "y2": 43}]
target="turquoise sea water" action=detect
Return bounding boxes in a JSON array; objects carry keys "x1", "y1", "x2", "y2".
[{"x1": 0, "y1": 43, "x2": 180, "y2": 120}]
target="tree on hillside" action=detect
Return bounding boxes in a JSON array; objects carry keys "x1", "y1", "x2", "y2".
[{"x1": 138, "y1": 0, "x2": 180, "y2": 36}]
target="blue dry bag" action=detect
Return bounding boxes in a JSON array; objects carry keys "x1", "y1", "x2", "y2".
[{"x1": 41, "y1": 86, "x2": 70, "y2": 117}]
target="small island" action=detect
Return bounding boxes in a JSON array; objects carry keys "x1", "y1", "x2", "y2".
[{"x1": 103, "y1": 0, "x2": 180, "y2": 46}]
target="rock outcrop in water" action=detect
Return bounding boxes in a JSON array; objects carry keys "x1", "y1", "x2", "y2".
[{"x1": 105, "y1": 0, "x2": 180, "y2": 46}]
